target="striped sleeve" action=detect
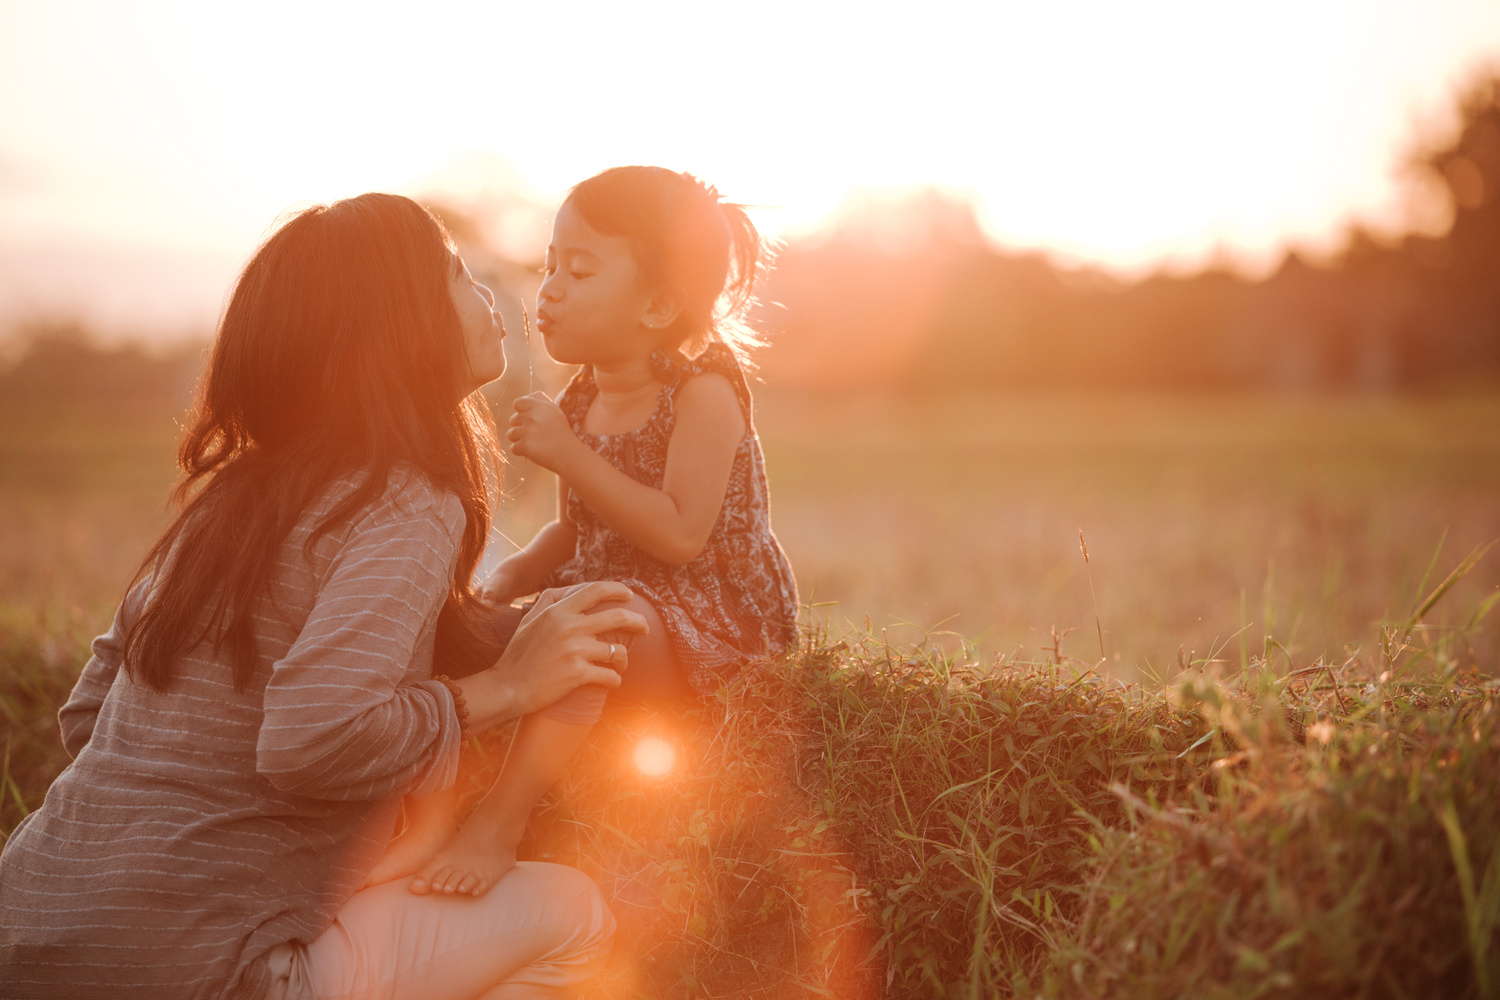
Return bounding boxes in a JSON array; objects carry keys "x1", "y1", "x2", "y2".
[
  {"x1": 58, "y1": 577, "x2": 150, "y2": 758},
  {"x1": 255, "y1": 487, "x2": 467, "y2": 801}
]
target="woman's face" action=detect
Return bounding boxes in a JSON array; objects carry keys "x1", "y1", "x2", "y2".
[
  {"x1": 535, "y1": 200, "x2": 660, "y2": 368},
  {"x1": 450, "y1": 255, "x2": 505, "y2": 390}
]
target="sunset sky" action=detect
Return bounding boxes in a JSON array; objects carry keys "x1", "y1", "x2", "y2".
[{"x1": 1, "y1": 0, "x2": 1498, "y2": 341}]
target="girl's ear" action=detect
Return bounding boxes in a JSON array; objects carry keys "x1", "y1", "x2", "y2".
[{"x1": 641, "y1": 289, "x2": 682, "y2": 332}]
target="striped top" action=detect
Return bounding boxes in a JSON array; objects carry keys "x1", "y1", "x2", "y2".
[{"x1": 0, "y1": 469, "x2": 466, "y2": 1000}]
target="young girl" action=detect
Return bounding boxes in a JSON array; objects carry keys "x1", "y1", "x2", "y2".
[{"x1": 384, "y1": 166, "x2": 800, "y2": 898}]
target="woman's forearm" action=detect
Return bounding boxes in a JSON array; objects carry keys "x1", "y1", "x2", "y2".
[{"x1": 452, "y1": 668, "x2": 523, "y2": 732}]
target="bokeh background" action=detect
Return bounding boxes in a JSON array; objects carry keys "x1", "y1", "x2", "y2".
[{"x1": 3, "y1": 0, "x2": 1499, "y2": 679}]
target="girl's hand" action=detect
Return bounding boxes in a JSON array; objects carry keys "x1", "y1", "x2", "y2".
[
  {"x1": 508, "y1": 393, "x2": 580, "y2": 472},
  {"x1": 481, "y1": 561, "x2": 526, "y2": 606}
]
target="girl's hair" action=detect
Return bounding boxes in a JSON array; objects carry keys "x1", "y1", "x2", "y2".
[
  {"x1": 566, "y1": 166, "x2": 767, "y2": 363},
  {"x1": 123, "y1": 192, "x2": 502, "y2": 691}
]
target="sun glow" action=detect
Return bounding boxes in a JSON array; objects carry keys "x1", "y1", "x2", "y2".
[
  {"x1": 632, "y1": 737, "x2": 676, "y2": 777},
  {"x1": 2, "y1": 0, "x2": 1499, "y2": 334}
]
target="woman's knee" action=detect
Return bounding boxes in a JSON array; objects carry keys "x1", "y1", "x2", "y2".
[
  {"x1": 298, "y1": 864, "x2": 614, "y2": 998},
  {"x1": 504, "y1": 862, "x2": 616, "y2": 958}
]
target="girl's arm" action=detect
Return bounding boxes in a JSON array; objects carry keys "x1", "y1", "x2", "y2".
[
  {"x1": 509, "y1": 374, "x2": 746, "y2": 566},
  {"x1": 484, "y1": 478, "x2": 577, "y2": 604}
]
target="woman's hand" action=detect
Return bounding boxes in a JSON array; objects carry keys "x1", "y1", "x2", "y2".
[
  {"x1": 456, "y1": 581, "x2": 646, "y2": 728},
  {"x1": 507, "y1": 392, "x2": 582, "y2": 472}
]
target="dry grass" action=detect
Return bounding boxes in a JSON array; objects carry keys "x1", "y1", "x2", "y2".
[{"x1": 756, "y1": 391, "x2": 1500, "y2": 674}]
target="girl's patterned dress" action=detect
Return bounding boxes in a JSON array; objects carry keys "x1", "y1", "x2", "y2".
[{"x1": 540, "y1": 342, "x2": 799, "y2": 694}]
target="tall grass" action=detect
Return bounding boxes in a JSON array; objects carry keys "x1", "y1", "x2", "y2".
[
  {"x1": 2, "y1": 567, "x2": 1494, "y2": 996},
  {"x1": 0, "y1": 608, "x2": 90, "y2": 836},
  {"x1": 454, "y1": 627, "x2": 1218, "y2": 999},
  {"x1": 442, "y1": 554, "x2": 1496, "y2": 998},
  {"x1": 1041, "y1": 549, "x2": 1500, "y2": 999}
]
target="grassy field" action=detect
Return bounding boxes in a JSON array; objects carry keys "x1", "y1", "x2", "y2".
[
  {"x1": 5, "y1": 389, "x2": 1499, "y2": 670},
  {"x1": 2, "y1": 389, "x2": 1498, "y2": 997}
]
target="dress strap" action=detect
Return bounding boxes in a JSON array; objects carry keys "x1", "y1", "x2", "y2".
[
  {"x1": 673, "y1": 342, "x2": 753, "y2": 416},
  {"x1": 648, "y1": 349, "x2": 680, "y2": 384},
  {"x1": 554, "y1": 365, "x2": 598, "y2": 432}
]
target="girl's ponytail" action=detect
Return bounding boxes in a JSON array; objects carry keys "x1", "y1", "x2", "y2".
[{"x1": 712, "y1": 199, "x2": 768, "y2": 366}]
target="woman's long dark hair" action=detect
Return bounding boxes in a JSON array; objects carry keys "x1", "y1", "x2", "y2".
[{"x1": 123, "y1": 193, "x2": 500, "y2": 691}]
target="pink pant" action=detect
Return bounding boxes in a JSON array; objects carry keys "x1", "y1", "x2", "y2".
[{"x1": 266, "y1": 862, "x2": 615, "y2": 1000}]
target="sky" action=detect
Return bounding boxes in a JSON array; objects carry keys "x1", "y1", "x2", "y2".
[{"x1": 1, "y1": 0, "x2": 1498, "y2": 341}]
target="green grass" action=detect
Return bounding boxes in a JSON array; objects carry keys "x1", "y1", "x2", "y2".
[
  {"x1": 1049, "y1": 647, "x2": 1500, "y2": 998},
  {"x1": 463, "y1": 586, "x2": 1494, "y2": 999},
  {"x1": 2, "y1": 390, "x2": 1499, "y2": 996}
]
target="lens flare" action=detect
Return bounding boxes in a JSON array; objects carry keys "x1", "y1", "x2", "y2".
[{"x1": 632, "y1": 736, "x2": 675, "y2": 777}]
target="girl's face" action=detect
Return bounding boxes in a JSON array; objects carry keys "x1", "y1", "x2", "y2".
[
  {"x1": 536, "y1": 200, "x2": 663, "y2": 368},
  {"x1": 450, "y1": 254, "x2": 505, "y2": 390}
]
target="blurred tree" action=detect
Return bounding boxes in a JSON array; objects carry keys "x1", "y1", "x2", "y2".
[
  {"x1": 1403, "y1": 72, "x2": 1500, "y2": 381},
  {"x1": 762, "y1": 70, "x2": 1500, "y2": 394},
  {"x1": 0, "y1": 322, "x2": 202, "y2": 410}
]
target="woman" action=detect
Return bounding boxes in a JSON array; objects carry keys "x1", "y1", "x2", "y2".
[{"x1": 0, "y1": 193, "x2": 642, "y2": 999}]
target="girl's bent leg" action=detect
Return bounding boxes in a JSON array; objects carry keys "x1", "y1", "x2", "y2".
[
  {"x1": 411, "y1": 715, "x2": 591, "y2": 897},
  {"x1": 363, "y1": 786, "x2": 458, "y2": 888},
  {"x1": 608, "y1": 594, "x2": 693, "y2": 706},
  {"x1": 536, "y1": 594, "x2": 691, "y2": 726},
  {"x1": 275, "y1": 862, "x2": 614, "y2": 1000}
]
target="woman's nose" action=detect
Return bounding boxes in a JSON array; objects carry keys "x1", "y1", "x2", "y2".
[{"x1": 538, "y1": 274, "x2": 559, "y2": 302}]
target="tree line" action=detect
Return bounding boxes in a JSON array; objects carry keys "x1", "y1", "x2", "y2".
[
  {"x1": 4, "y1": 73, "x2": 1497, "y2": 397},
  {"x1": 758, "y1": 73, "x2": 1500, "y2": 392}
]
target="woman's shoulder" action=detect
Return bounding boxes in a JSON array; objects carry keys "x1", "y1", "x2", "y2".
[
  {"x1": 388, "y1": 465, "x2": 463, "y2": 512},
  {"x1": 318, "y1": 466, "x2": 467, "y2": 544}
]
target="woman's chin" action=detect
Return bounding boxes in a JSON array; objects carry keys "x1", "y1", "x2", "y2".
[{"x1": 465, "y1": 362, "x2": 506, "y2": 395}]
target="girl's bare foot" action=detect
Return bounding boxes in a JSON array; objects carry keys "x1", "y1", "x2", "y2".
[
  {"x1": 409, "y1": 821, "x2": 518, "y2": 897},
  {"x1": 364, "y1": 817, "x2": 455, "y2": 889}
]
